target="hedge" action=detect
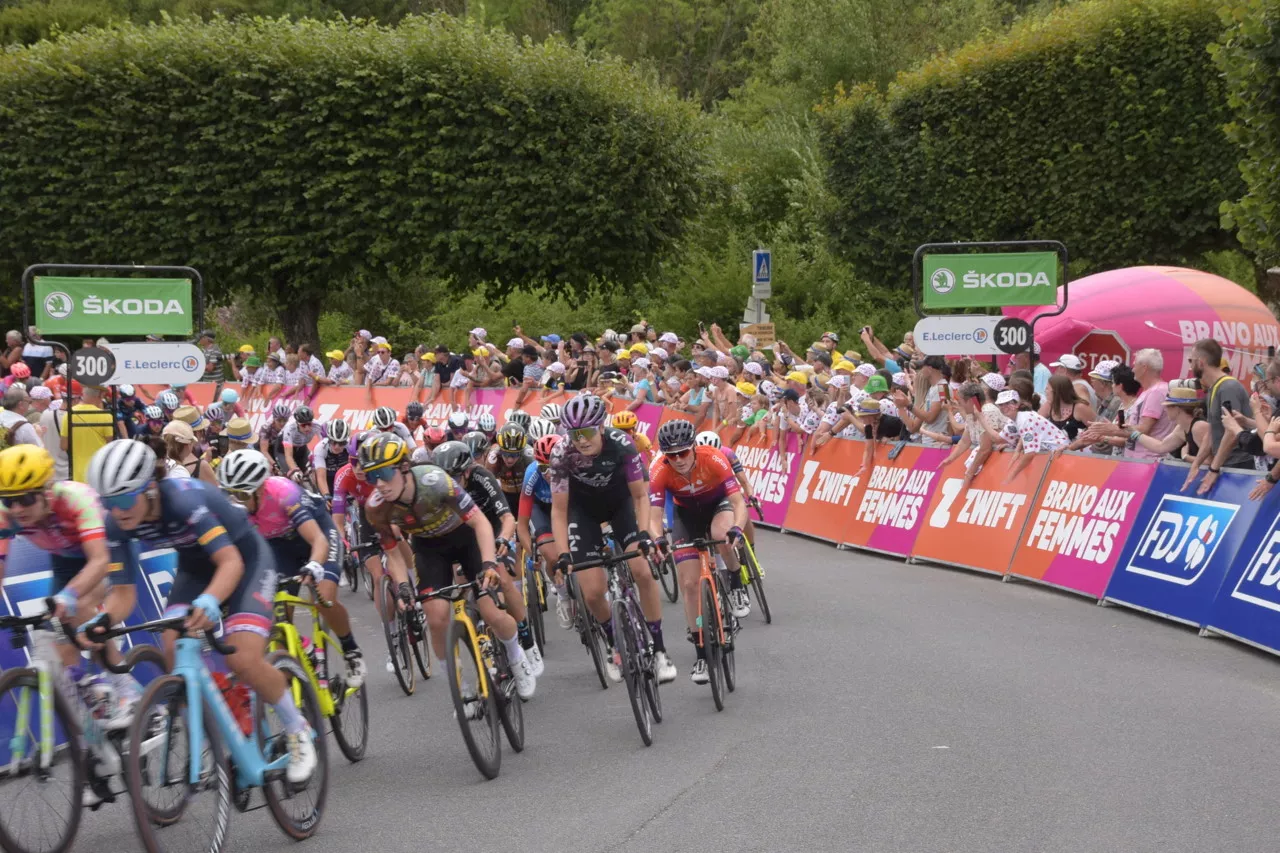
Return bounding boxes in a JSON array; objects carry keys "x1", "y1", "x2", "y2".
[
  {"x1": 0, "y1": 15, "x2": 707, "y2": 341},
  {"x1": 818, "y1": 0, "x2": 1244, "y2": 288},
  {"x1": 1213, "y1": 0, "x2": 1280, "y2": 271}
]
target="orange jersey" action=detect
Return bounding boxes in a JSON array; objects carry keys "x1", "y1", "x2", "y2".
[{"x1": 648, "y1": 445, "x2": 740, "y2": 510}]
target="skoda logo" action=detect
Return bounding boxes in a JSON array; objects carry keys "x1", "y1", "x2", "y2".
[
  {"x1": 930, "y1": 268, "x2": 955, "y2": 295},
  {"x1": 181, "y1": 355, "x2": 200, "y2": 372},
  {"x1": 973, "y1": 328, "x2": 989, "y2": 344},
  {"x1": 43, "y1": 291, "x2": 74, "y2": 320}
]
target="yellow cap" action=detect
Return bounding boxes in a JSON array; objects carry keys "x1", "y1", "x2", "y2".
[
  {"x1": 735, "y1": 381, "x2": 758, "y2": 396},
  {"x1": 238, "y1": 344, "x2": 255, "y2": 354},
  {"x1": 785, "y1": 371, "x2": 809, "y2": 385},
  {"x1": 376, "y1": 342, "x2": 391, "y2": 351},
  {"x1": 834, "y1": 360, "x2": 855, "y2": 373},
  {"x1": 327, "y1": 350, "x2": 345, "y2": 360},
  {"x1": 617, "y1": 350, "x2": 632, "y2": 360},
  {"x1": 629, "y1": 343, "x2": 649, "y2": 355},
  {"x1": 420, "y1": 352, "x2": 437, "y2": 363},
  {"x1": 472, "y1": 348, "x2": 488, "y2": 358}
]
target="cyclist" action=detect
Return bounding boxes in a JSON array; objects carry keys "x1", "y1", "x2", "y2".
[
  {"x1": 139, "y1": 405, "x2": 165, "y2": 439},
  {"x1": 281, "y1": 405, "x2": 319, "y2": 483},
  {"x1": 312, "y1": 419, "x2": 350, "y2": 499},
  {"x1": 435, "y1": 440, "x2": 542, "y2": 676},
  {"x1": 373, "y1": 406, "x2": 416, "y2": 446},
  {"x1": 506, "y1": 410, "x2": 532, "y2": 432},
  {"x1": 216, "y1": 448, "x2": 366, "y2": 688},
  {"x1": 258, "y1": 402, "x2": 291, "y2": 464},
  {"x1": 695, "y1": 430, "x2": 755, "y2": 616},
  {"x1": 462, "y1": 430, "x2": 489, "y2": 462},
  {"x1": 611, "y1": 411, "x2": 652, "y2": 468},
  {"x1": 87, "y1": 440, "x2": 318, "y2": 784},
  {"x1": 204, "y1": 403, "x2": 230, "y2": 463},
  {"x1": 0, "y1": 445, "x2": 142, "y2": 729},
  {"x1": 446, "y1": 410, "x2": 470, "y2": 440},
  {"x1": 359, "y1": 434, "x2": 536, "y2": 699},
  {"x1": 518, "y1": 434, "x2": 565, "y2": 625},
  {"x1": 548, "y1": 394, "x2": 676, "y2": 684},
  {"x1": 539, "y1": 403, "x2": 563, "y2": 432},
  {"x1": 487, "y1": 423, "x2": 534, "y2": 501},
  {"x1": 423, "y1": 424, "x2": 447, "y2": 451},
  {"x1": 648, "y1": 420, "x2": 749, "y2": 685},
  {"x1": 477, "y1": 412, "x2": 497, "y2": 442},
  {"x1": 156, "y1": 390, "x2": 181, "y2": 421},
  {"x1": 403, "y1": 401, "x2": 428, "y2": 443},
  {"x1": 527, "y1": 417, "x2": 556, "y2": 442}
]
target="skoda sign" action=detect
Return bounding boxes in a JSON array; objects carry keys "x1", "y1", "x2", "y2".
[
  {"x1": 104, "y1": 342, "x2": 206, "y2": 385},
  {"x1": 34, "y1": 276, "x2": 193, "y2": 336},
  {"x1": 913, "y1": 315, "x2": 1004, "y2": 356}
]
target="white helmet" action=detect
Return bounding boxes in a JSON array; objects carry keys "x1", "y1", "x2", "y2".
[
  {"x1": 409, "y1": 447, "x2": 432, "y2": 465},
  {"x1": 217, "y1": 449, "x2": 271, "y2": 493},
  {"x1": 477, "y1": 413, "x2": 496, "y2": 433},
  {"x1": 87, "y1": 440, "x2": 156, "y2": 498},
  {"x1": 373, "y1": 406, "x2": 397, "y2": 430},
  {"x1": 540, "y1": 403, "x2": 563, "y2": 424},
  {"x1": 527, "y1": 417, "x2": 556, "y2": 440},
  {"x1": 696, "y1": 431, "x2": 721, "y2": 449},
  {"x1": 447, "y1": 411, "x2": 469, "y2": 430}
]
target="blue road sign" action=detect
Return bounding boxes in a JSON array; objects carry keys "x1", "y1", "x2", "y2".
[{"x1": 753, "y1": 250, "x2": 771, "y2": 286}]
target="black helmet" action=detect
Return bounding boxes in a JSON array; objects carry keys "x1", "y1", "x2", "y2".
[
  {"x1": 432, "y1": 441, "x2": 473, "y2": 478},
  {"x1": 657, "y1": 419, "x2": 696, "y2": 452},
  {"x1": 462, "y1": 431, "x2": 489, "y2": 459},
  {"x1": 495, "y1": 423, "x2": 527, "y2": 453},
  {"x1": 406, "y1": 401, "x2": 424, "y2": 420},
  {"x1": 293, "y1": 406, "x2": 314, "y2": 425}
]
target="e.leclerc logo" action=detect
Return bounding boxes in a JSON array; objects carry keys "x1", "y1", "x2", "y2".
[
  {"x1": 181, "y1": 355, "x2": 200, "y2": 372},
  {"x1": 973, "y1": 328, "x2": 990, "y2": 344},
  {"x1": 930, "y1": 268, "x2": 955, "y2": 295},
  {"x1": 43, "y1": 291, "x2": 74, "y2": 320}
]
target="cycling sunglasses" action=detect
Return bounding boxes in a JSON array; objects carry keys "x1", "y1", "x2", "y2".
[
  {"x1": 224, "y1": 488, "x2": 255, "y2": 503},
  {"x1": 101, "y1": 487, "x2": 147, "y2": 511},
  {"x1": 364, "y1": 467, "x2": 398, "y2": 484},
  {"x1": 0, "y1": 493, "x2": 41, "y2": 509},
  {"x1": 570, "y1": 427, "x2": 598, "y2": 443},
  {"x1": 665, "y1": 447, "x2": 694, "y2": 460}
]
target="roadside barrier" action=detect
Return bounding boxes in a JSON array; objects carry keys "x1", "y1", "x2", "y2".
[{"x1": 6, "y1": 381, "x2": 1280, "y2": 685}]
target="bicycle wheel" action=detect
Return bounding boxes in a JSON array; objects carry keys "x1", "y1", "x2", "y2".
[
  {"x1": 658, "y1": 551, "x2": 679, "y2": 603},
  {"x1": 527, "y1": 568, "x2": 546, "y2": 652},
  {"x1": 612, "y1": 600, "x2": 652, "y2": 746},
  {"x1": 701, "y1": 579, "x2": 725, "y2": 712},
  {"x1": 715, "y1": 571, "x2": 737, "y2": 694},
  {"x1": 127, "y1": 674, "x2": 232, "y2": 853},
  {"x1": 740, "y1": 541, "x2": 771, "y2": 624},
  {"x1": 259, "y1": 652, "x2": 328, "y2": 840},
  {"x1": 325, "y1": 639, "x2": 368, "y2": 763},
  {"x1": 380, "y1": 575, "x2": 414, "y2": 696},
  {"x1": 342, "y1": 552, "x2": 359, "y2": 594},
  {"x1": 408, "y1": 606, "x2": 432, "y2": 680},
  {"x1": 487, "y1": 632, "x2": 525, "y2": 753},
  {"x1": 571, "y1": 575, "x2": 609, "y2": 690},
  {"x1": 362, "y1": 559, "x2": 375, "y2": 601},
  {"x1": 445, "y1": 620, "x2": 501, "y2": 780},
  {"x1": 0, "y1": 668, "x2": 85, "y2": 853},
  {"x1": 124, "y1": 643, "x2": 171, "y2": 681}
]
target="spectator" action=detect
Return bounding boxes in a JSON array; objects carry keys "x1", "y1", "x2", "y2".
[
  {"x1": 22, "y1": 327, "x2": 53, "y2": 379},
  {"x1": 1049, "y1": 353, "x2": 1097, "y2": 408},
  {"x1": 298, "y1": 343, "x2": 324, "y2": 378},
  {"x1": 60, "y1": 384, "x2": 114, "y2": 483},
  {"x1": 503, "y1": 338, "x2": 527, "y2": 385},
  {"x1": 1, "y1": 330, "x2": 23, "y2": 372},
  {"x1": 1191, "y1": 337, "x2": 1254, "y2": 494},
  {"x1": 0, "y1": 386, "x2": 40, "y2": 447},
  {"x1": 1040, "y1": 374, "x2": 1097, "y2": 442},
  {"x1": 433, "y1": 345, "x2": 464, "y2": 385},
  {"x1": 896, "y1": 356, "x2": 950, "y2": 448},
  {"x1": 196, "y1": 329, "x2": 223, "y2": 383},
  {"x1": 26, "y1": 385, "x2": 53, "y2": 426},
  {"x1": 364, "y1": 342, "x2": 400, "y2": 386},
  {"x1": 997, "y1": 387, "x2": 1069, "y2": 479}
]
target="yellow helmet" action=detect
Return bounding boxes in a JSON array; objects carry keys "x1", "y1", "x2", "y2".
[
  {"x1": 357, "y1": 433, "x2": 407, "y2": 472},
  {"x1": 0, "y1": 445, "x2": 55, "y2": 496},
  {"x1": 611, "y1": 411, "x2": 638, "y2": 431}
]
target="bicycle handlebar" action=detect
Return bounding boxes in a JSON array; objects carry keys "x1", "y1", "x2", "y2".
[
  {"x1": 748, "y1": 496, "x2": 764, "y2": 521},
  {"x1": 570, "y1": 550, "x2": 644, "y2": 572},
  {"x1": 676, "y1": 537, "x2": 729, "y2": 551},
  {"x1": 277, "y1": 575, "x2": 334, "y2": 608},
  {"x1": 87, "y1": 614, "x2": 236, "y2": 657},
  {"x1": 418, "y1": 579, "x2": 500, "y2": 606}
]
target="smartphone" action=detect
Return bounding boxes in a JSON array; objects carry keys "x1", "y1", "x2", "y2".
[
  {"x1": 1224, "y1": 400, "x2": 1234, "y2": 414},
  {"x1": 864, "y1": 424, "x2": 874, "y2": 440},
  {"x1": 1117, "y1": 411, "x2": 1126, "y2": 427},
  {"x1": 941, "y1": 384, "x2": 951, "y2": 401}
]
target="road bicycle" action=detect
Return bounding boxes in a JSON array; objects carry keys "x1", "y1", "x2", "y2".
[
  {"x1": 378, "y1": 573, "x2": 431, "y2": 696},
  {"x1": 571, "y1": 548, "x2": 663, "y2": 745},
  {"x1": 0, "y1": 606, "x2": 166, "y2": 853},
  {"x1": 518, "y1": 548, "x2": 547, "y2": 653},
  {"x1": 563, "y1": 564, "x2": 610, "y2": 691},
  {"x1": 267, "y1": 575, "x2": 368, "y2": 763},
  {"x1": 106, "y1": 615, "x2": 328, "y2": 853},
  {"x1": 653, "y1": 529, "x2": 680, "y2": 603},
  {"x1": 735, "y1": 535, "x2": 771, "y2": 624},
  {"x1": 340, "y1": 514, "x2": 381, "y2": 600},
  {"x1": 419, "y1": 580, "x2": 524, "y2": 780},
  {"x1": 680, "y1": 537, "x2": 740, "y2": 711}
]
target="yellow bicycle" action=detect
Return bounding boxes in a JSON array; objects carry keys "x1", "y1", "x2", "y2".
[
  {"x1": 419, "y1": 580, "x2": 523, "y2": 780},
  {"x1": 268, "y1": 575, "x2": 369, "y2": 762},
  {"x1": 735, "y1": 534, "x2": 771, "y2": 624}
]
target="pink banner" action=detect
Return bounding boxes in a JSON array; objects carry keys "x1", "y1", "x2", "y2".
[
  {"x1": 843, "y1": 446, "x2": 950, "y2": 556},
  {"x1": 729, "y1": 433, "x2": 803, "y2": 528}
]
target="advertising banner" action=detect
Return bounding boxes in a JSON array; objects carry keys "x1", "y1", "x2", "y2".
[
  {"x1": 922, "y1": 251, "x2": 1059, "y2": 310},
  {"x1": 1007, "y1": 454, "x2": 1156, "y2": 598},
  {"x1": 727, "y1": 432, "x2": 802, "y2": 528},
  {"x1": 35, "y1": 276, "x2": 193, "y2": 336},
  {"x1": 911, "y1": 452, "x2": 1050, "y2": 574},
  {"x1": 842, "y1": 444, "x2": 949, "y2": 557},
  {"x1": 783, "y1": 438, "x2": 868, "y2": 543},
  {"x1": 607, "y1": 397, "x2": 663, "y2": 447},
  {"x1": 1104, "y1": 464, "x2": 1262, "y2": 627},
  {"x1": 106, "y1": 342, "x2": 207, "y2": 386},
  {"x1": 1200, "y1": 484, "x2": 1280, "y2": 654},
  {"x1": 913, "y1": 316, "x2": 1002, "y2": 356}
]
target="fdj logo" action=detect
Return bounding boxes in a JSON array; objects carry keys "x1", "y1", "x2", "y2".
[
  {"x1": 1231, "y1": 517, "x2": 1280, "y2": 613},
  {"x1": 930, "y1": 268, "x2": 955, "y2": 295},
  {"x1": 1124, "y1": 495, "x2": 1237, "y2": 586},
  {"x1": 43, "y1": 291, "x2": 74, "y2": 319}
]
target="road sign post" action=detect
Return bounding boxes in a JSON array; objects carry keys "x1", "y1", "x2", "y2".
[{"x1": 751, "y1": 249, "x2": 772, "y2": 322}]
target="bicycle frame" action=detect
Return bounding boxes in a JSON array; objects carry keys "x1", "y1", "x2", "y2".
[
  {"x1": 169, "y1": 637, "x2": 288, "y2": 788},
  {"x1": 693, "y1": 546, "x2": 726, "y2": 647},
  {"x1": 737, "y1": 536, "x2": 763, "y2": 582},
  {"x1": 449, "y1": 600, "x2": 491, "y2": 701},
  {"x1": 270, "y1": 588, "x2": 348, "y2": 719},
  {"x1": 8, "y1": 625, "x2": 62, "y2": 773}
]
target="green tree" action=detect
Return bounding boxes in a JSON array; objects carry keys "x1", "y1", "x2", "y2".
[{"x1": 0, "y1": 15, "x2": 708, "y2": 343}]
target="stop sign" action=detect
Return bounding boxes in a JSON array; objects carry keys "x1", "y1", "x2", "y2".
[{"x1": 1072, "y1": 331, "x2": 1131, "y2": 370}]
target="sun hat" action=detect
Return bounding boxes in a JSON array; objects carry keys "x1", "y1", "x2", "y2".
[
  {"x1": 864, "y1": 375, "x2": 889, "y2": 395},
  {"x1": 245, "y1": 356, "x2": 262, "y2": 368},
  {"x1": 1163, "y1": 386, "x2": 1203, "y2": 407},
  {"x1": 162, "y1": 420, "x2": 196, "y2": 444},
  {"x1": 981, "y1": 373, "x2": 1007, "y2": 391},
  {"x1": 226, "y1": 417, "x2": 255, "y2": 443},
  {"x1": 1089, "y1": 360, "x2": 1117, "y2": 381},
  {"x1": 857, "y1": 398, "x2": 881, "y2": 415},
  {"x1": 996, "y1": 390, "x2": 1020, "y2": 406}
]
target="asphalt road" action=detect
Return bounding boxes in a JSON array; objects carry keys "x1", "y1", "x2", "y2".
[{"x1": 65, "y1": 530, "x2": 1280, "y2": 853}]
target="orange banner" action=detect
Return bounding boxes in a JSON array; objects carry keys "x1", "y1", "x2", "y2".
[
  {"x1": 782, "y1": 438, "x2": 869, "y2": 542},
  {"x1": 909, "y1": 452, "x2": 1051, "y2": 575},
  {"x1": 840, "y1": 443, "x2": 950, "y2": 556}
]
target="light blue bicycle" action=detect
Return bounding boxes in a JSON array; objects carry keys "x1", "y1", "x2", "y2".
[{"x1": 92, "y1": 613, "x2": 328, "y2": 853}]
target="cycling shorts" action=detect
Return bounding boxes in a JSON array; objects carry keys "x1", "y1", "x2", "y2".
[
  {"x1": 265, "y1": 512, "x2": 343, "y2": 587},
  {"x1": 671, "y1": 498, "x2": 734, "y2": 563},
  {"x1": 530, "y1": 502, "x2": 554, "y2": 546},
  {"x1": 566, "y1": 494, "x2": 640, "y2": 563},
  {"x1": 411, "y1": 525, "x2": 483, "y2": 594},
  {"x1": 164, "y1": 533, "x2": 277, "y2": 638}
]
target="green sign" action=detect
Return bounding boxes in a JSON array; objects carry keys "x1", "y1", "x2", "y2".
[
  {"x1": 922, "y1": 251, "x2": 1059, "y2": 309},
  {"x1": 34, "y1": 276, "x2": 193, "y2": 336}
]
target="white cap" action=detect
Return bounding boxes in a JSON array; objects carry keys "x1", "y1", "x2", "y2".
[
  {"x1": 695, "y1": 367, "x2": 715, "y2": 379},
  {"x1": 1090, "y1": 360, "x2": 1118, "y2": 381},
  {"x1": 1032, "y1": 341, "x2": 1042, "y2": 355},
  {"x1": 547, "y1": 362, "x2": 566, "y2": 374},
  {"x1": 710, "y1": 366, "x2": 730, "y2": 380},
  {"x1": 829, "y1": 375, "x2": 850, "y2": 388},
  {"x1": 469, "y1": 328, "x2": 487, "y2": 340},
  {"x1": 633, "y1": 358, "x2": 652, "y2": 369},
  {"x1": 648, "y1": 348, "x2": 668, "y2": 360},
  {"x1": 1051, "y1": 354, "x2": 1084, "y2": 371},
  {"x1": 29, "y1": 385, "x2": 52, "y2": 400},
  {"x1": 507, "y1": 337, "x2": 524, "y2": 349},
  {"x1": 891, "y1": 371, "x2": 908, "y2": 387},
  {"x1": 981, "y1": 373, "x2": 1007, "y2": 391},
  {"x1": 996, "y1": 390, "x2": 1020, "y2": 405},
  {"x1": 56, "y1": 364, "x2": 67, "y2": 376},
  {"x1": 358, "y1": 329, "x2": 372, "y2": 339},
  {"x1": 659, "y1": 332, "x2": 679, "y2": 344},
  {"x1": 371, "y1": 335, "x2": 388, "y2": 345},
  {"x1": 855, "y1": 363, "x2": 877, "y2": 377},
  {"x1": 743, "y1": 362, "x2": 764, "y2": 377}
]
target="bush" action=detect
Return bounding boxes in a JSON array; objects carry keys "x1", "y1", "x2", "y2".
[
  {"x1": 0, "y1": 15, "x2": 708, "y2": 342},
  {"x1": 819, "y1": 0, "x2": 1245, "y2": 290},
  {"x1": 1213, "y1": 0, "x2": 1280, "y2": 275}
]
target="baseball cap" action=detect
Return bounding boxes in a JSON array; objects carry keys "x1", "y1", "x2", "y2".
[
  {"x1": 469, "y1": 328, "x2": 487, "y2": 340},
  {"x1": 785, "y1": 371, "x2": 808, "y2": 385},
  {"x1": 659, "y1": 332, "x2": 679, "y2": 344},
  {"x1": 833, "y1": 360, "x2": 855, "y2": 373},
  {"x1": 710, "y1": 366, "x2": 729, "y2": 380},
  {"x1": 616, "y1": 350, "x2": 631, "y2": 360},
  {"x1": 629, "y1": 343, "x2": 649, "y2": 355},
  {"x1": 376, "y1": 342, "x2": 391, "y2": 351},
  {"x1": 633, "y1": 358, "x2": 652, "y2": 369},
  {"x1": 371, "y1": 336, "x2": 388, "y2": 346},
  {"x1": 863, "y1": 375, "x2": 889, "y2": 395},
  {"x1": 1032, "y1": 341, "x2": 1042, "y2": 355},
  {"x1": 420, "y1": 352, "x2": 437, "y2": 363},
  {"x1": 743, "y1": 362, "x2": 765, "y2": 377},
  {"x1": 996, "y1": 390, "x2": 1020, "y2": 405},
  {"x1": 29, "y1": 386, "x2": 52, "y2": 400},
  {"x1": 981, "y1": 372, "x2": 1006, "y2": 391},
  {"x1": 547, "y1": 362, "x2": 566, "y2": 374},
  {"x1": 648, "y1": 348, "x2": 668, "y2": 361},
  {"x1": 507, "y1": 338, "x2": 524, "y2": 349},
  {"x1": 630, "y1": 323, "x2": 646, "y2": 335},
  {"x1": 781, "y1": 389, "x2": 801, "y2": 402},
  {"x1": 1089, "y1": 360, "x2": 1117, "y2": 381},
  {"x1": 358, "y1": 329, "x2": 372, "y2": 340},
  {"x1": 855, "y1": 363, "x2": 877, "y2": 378},
  {"x1": 327, "y1": 350, "x2": 345, "y2": 360},
  {"x1": 822, "y1": 331, "x2": 840, "y2": 342},
  {"x1": 829, "y1": 375, "x2": 850, "y2": 388},
  {"x1": 736, "y1": 381, "x2": 757, "y2": 396},
  {"x1": 891, "y1": 372, "x2": 908, "y2": 387},
  {"x1": 1051, "y1": 354, "x2": 1084, "y2": 371},
  {"x1": 238, "y1": 344, "x2": 255, "y2": 354},
  {"x1": 540, "y1": 334, "x2": 562, "y2": 344},
  {"x1": 694, "y1": 366, "x2": 714, "y2": 379}
]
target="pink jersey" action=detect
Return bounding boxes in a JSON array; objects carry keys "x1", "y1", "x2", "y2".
[{"x1": 245, "y1": 476, "x2": 325, "y2": 540}]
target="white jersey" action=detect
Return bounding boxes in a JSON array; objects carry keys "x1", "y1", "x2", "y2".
[
  {"x1": 282, "y1": 418, "x2": 318, "y2": 448},
  {"x1": 378, "y1": 422, "x2": 416, "y2": 447},
  {"x1": 364, "y1": 356, "x2": 400, "y2": 385},
  {"x1": 327, "y1": 362, "x2": 354, "y2": 385}
]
